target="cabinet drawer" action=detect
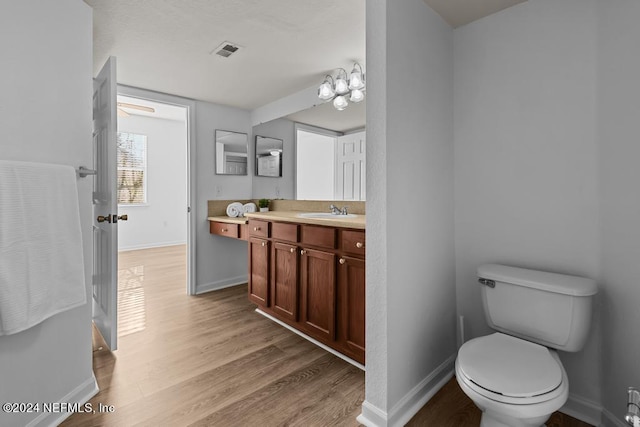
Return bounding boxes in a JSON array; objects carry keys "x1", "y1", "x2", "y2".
[
  {"x1": 210, "y1": 221, "x2": 239, "y2": 238},
  {"x1": 341, "y1": 230, "x2": 365, "y2": 257},
  {"x1": 248, "y1": 219, "x2": 270, "y2": 238},
  {"x1": 300, "y1": 224, "x2": 337, "y2": 249},
  {"x1": 272, "y1": 222, "x2": 299, "y2": 243}
]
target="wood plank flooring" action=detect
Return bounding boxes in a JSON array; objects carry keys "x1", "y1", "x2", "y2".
[{"x1": 62, "y1": 245, "x2": 592, "y2": 427}]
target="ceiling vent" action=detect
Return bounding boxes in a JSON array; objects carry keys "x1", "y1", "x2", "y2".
[{"x1": 211, "y1": 41, "x2": 242, "y2": 58}]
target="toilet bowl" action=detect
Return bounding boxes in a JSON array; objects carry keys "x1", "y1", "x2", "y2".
[
  {"x1": 455, "y1": 333, "x2": 569, "y2": 427},
  {"x1": 457, "y1": 264, "x2": 596, "y2": 427}
]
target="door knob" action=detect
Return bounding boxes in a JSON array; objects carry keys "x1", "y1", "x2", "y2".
[
  {"x1": 117, "y1": 214, "x2": 128, "y2": 221},
  {"x1": 97, "y1": 214, "x2": 112, "y2": 223}
]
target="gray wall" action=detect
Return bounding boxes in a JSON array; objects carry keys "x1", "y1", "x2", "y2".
[
  {"x1": 195, "y1": 101, "x2": 253, "y2": 293},
  {"x1": 0, "y1": 1, "x2": 96, "y2": 426},
  {"x1": 251, "y1": 118, "x2": 295, "y2": 200},
  {"x1": 598, "y1": 0, "x2": 640, "y2": 423},
  {"x1": 361, "y1": 0, "x2": 456, "y2": 425},
  {"x1": 454, "y1": 0, "x2": 602, "y2": 421}
]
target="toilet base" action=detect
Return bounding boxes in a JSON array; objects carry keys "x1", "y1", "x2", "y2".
[{"x1": 480, "y1": 408, "x2": 550, "y2": 427}]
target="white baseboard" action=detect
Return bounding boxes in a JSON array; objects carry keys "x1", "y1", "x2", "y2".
[
  {"x1": 357, "y1": 354, "x2": 456, "y2": 427},
  {"x1": 26, "y1": 374, "x2": 98, "y2": 427},
  {"x1": 601, "y1": 408, "x2": 628, "y2": 427},
  {"x1": 255, "y1": 308, "x2": 365, "y2": 371},
  {"x1": 560, "y1": 393, "x2": 603, "y2": 426},
  {"x1": 118, "y1": 240, "x2": 186, "y2": 252},
  {"x1": 196, "y1": 275, "x2": 248, "y2": 294}
]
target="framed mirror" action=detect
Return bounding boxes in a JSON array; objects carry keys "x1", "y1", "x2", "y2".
[
  {"x1": 215, "y1": 130, "x2": 248, "y2": 175},
  {"x1": 255, "y1": 136, "x2": 283, "y2": 177}
]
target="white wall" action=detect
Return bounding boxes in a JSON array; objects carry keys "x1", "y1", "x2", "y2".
[
  {"x1": 195, "y1": 101, "x2": 253, "y2": 293},
  {"x1": 0, "y1": 1, "x2": 96, "y2": 426},
  {"x1": 117, "y1": 114, "x2": 188, "y2": 251},
  {"x1": 598, "y1": 0, "x2": 640, "y2": 424},
  {"x1": 296, "y1": 130, "x2": 335, "y2": 200},
  {"x1": 360, "y1": 0, "x2": 456, "y2": 425},
  {"x1": 454, "y1": 0, "x2": 602, "y2": 421},
  {"x1": 251, "y1": 118, "x2": 295, "y2": 199}
]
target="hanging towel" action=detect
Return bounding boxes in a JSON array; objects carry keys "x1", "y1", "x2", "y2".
[
  {"x1": 226, "y1": 202, "x2": 243, "y2": 218},
  {"x1": 0, "y1": 160, "x2": 86, "y2": 335}
]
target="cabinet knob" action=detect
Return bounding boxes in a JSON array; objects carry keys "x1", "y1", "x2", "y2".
[
  {"x1": 300, "y1": 250, "x2": 305, "y2": 255},
  {"x1": 254, "y1": 227, "x2": 260, "y2": 231},
  {"x1": 221, "y1": 228, "x2": 227, "y2": 232},
  {"x1": 290, "y1": 248, "x2": 295, "y2": 253},
  {"x1": 261, "y1": 242, "x2": 266, "y2": 247},
  {"x1": 339, "y1": 258, "x2": 346, "y2": 265},
  {"x1": 356, "y1": 242, "x2": 364, "y2": 249}
]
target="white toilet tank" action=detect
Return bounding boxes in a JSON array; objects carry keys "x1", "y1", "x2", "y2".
[{"x1": 477, "y1": 264, "x2": 597, "y2": 352}]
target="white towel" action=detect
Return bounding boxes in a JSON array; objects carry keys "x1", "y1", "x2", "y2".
[
  {"x1": 226, "y1": 202, "x2": 244, "y2": 218},
  {"x1": 0, "y1": 160, "x2": 86, "y2": 335},
  {"x1": 243, "y1": 202, "x2": 257, "y2": 215}
]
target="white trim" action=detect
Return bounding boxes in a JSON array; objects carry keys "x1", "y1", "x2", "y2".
[
  {"x1": 251, "y1": 85, "x2": 319, "y2": 126},
  {"x1": 255, "y1": 308, "x2": 365, "y2": 371},
  {"x1": 602, "y1": 407, "x2": 628, "y2": 427},
  {"x1": 26, "y1": 374, "x2": 98, "y2": 427},
  {"x1": 196, "y1": 275, "x2": 248, "y2": 294},
  {"x1": 560, "y1": 393, "x2": 603, "y2": 427},
  {"x1": 356, "y1": 354, "x2": 456, "y2": 427},
  {"x1": 116, "y1": 85, "x2": 198, "y2": 296},
  {"x1": 117, "y1": 241, "x2": 187, "y2": 252}
]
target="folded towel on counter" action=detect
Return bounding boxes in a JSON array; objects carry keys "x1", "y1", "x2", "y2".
[
  {"x1": 226, "y1": 202, "x2": 244, "y2": 218},
  {"x1": 243, "y1": 202, "x2": 257, "y2": 215},
  {"x1": 0, "y1": 160, "x2": 86, "y2": 335}
]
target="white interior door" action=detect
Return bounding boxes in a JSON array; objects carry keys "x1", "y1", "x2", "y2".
[
  {"x1": 92, "y1": 56, "x2": 118, "y2": 351},
  {"x1": 335, "y1": 131, "x2": 366, "y2": 201}
]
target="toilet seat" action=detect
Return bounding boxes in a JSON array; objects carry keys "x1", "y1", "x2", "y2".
[{"x1": 457, "y1": 333, "x2": 563, "y2": 405}]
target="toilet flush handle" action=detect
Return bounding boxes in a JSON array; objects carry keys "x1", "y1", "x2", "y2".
[{"x1": 478, "y1": 277, "x2": 495, "y2": 288}]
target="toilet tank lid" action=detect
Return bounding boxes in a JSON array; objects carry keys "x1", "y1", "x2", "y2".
[{"x1": 477, "y1": 264, "x2": 597, "y2": 296}]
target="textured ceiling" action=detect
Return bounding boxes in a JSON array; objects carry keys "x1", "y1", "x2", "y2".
[
  {"x1": 424, "y1": 0, "x2": 527, "y2": 28},
  {"x1": 86, "y1": 0, "x2": 526, "y2": 131}
]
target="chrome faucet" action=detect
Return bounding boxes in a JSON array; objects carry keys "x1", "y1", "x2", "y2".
[{"x1": 329, "y1": 205, "x2": 349, "y2": 215}]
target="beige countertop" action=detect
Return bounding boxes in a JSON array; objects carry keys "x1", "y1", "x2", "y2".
[
  {"x1": 244, "y1": 211, "x2": 365, "y2": 230},
  {"x1": 207, "y1": 216, "x2": 248, "y2": 225}
]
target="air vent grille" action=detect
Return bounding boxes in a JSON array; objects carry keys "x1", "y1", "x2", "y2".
[{"x1": 212, "y1": 41, "x2": 242, "y2": 58}]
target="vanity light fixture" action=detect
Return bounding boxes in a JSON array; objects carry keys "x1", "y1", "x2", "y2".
[{"x1": 317, "y1": 62, "x2": 365, "y2": 111}]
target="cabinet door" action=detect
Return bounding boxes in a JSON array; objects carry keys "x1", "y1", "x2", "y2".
[
  {"x1": 300, "y1": 248, "x2": 336, "y2": 340},
  {"x1": 338, "y1": 255, "x2": 365, "y2": 363},
  {"x1": 272, "y1": 242, "x2": 298, "y2": 321},
  {"x1": 248, "y1": 237, "x2": 270, "y2": 307}
]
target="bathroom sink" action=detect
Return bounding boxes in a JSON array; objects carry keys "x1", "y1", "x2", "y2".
[{"x1": 296, "y1": 212, "x2": 357, "y2": 219}]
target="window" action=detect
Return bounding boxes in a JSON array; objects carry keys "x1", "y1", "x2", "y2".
[{"x1": 117, "y1": 132, "x2": 147, "y2": 204}]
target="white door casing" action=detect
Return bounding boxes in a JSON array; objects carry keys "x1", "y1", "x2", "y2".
[
  {"x1": 92, "y1": 57, "x2": 118, "y2": 351},
  {"x1": 335, "y1": 131, "x2": 366, "y2": 201}
]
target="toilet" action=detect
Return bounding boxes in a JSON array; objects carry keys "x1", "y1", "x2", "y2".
[{"x1": 455, "y1": 264, "x2": 597, "y2": 427}]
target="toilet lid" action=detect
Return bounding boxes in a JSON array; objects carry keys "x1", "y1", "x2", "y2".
[{"x1": 457, "y1": 333, "x2": 562, "y2": 398}]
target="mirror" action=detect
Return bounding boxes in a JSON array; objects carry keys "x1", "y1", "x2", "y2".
[
  {"x1": 255, "y1": 136, "x2": 283, "y2": 177},
  {"x1": 215, "y1": 130, "x2": 248, "y2": 175}
]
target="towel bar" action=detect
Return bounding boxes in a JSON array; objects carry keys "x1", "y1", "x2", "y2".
[{"x1": 77, "y1": 166, "x2": 97, "y2": 178}]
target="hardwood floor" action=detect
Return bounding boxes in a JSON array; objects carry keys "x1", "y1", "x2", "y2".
[{"x1": 62, "y1": 245, "x2": 592, "y2": 427}]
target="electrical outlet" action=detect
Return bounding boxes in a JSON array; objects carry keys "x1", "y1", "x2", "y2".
[{"x1": 216, "y1": 185, "x2": 222, "y2": 197}]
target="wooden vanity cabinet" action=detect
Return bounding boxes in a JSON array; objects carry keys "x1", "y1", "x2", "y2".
[
  {"x1": 248, "y1": 236, "x2": 270, "y2": 307},
  {"x1": 247, "y1": 219, "x2": 365, "y2": 365}
]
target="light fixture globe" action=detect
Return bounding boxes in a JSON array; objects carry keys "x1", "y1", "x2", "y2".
[
  {"x1": 334, "y1": 69, "x2": 349, "y2": 95},
  {"x1": 318, "y1": 77, "x2": 335, "y2": 101},
  {"x1": 348, "y1": 63, "x2": 365, "y2": 90},
  {"x1": 333, "y1": 95, "x2": 348, "y2": 111},
  {"x1": 349, "y1": 89, "x2": 364, "y2": 103}
]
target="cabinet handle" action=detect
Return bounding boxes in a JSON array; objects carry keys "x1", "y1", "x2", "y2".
[
  {"x1": 339, "y1": 258, "x2": 346, "y2": 265},
  {"x1": 261, "y1": 242, "x2": 266, "y2": 247},
  {"x1": 253, "y1": 227, "x2": 260, "y2": 231},
  {"x1": 290, "y1": 248, "x2": 295, "y2": 253},
  {"x1": 300, "y1": 250, "x2": 305, "y2": 255},
  {"x1": 356, "y1": 242, "x2": 364, "y2": 249}
]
